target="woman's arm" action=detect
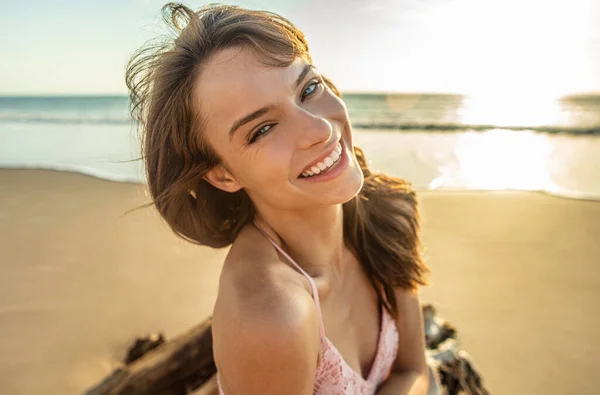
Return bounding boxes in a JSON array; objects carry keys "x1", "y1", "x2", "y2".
[
  {"x1": 376, "y1": 288, "x2": 430, "y2": 395},
  {"x1": 213, "y1": 286, "x2": 320, "y2": 395},
  {"x1": 376, "y1": 371, "x2": 430, "y2": 395}
]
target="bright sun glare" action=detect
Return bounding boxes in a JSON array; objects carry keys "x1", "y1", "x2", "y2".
[
  {"x1": 429, "y1": 129, "x2": 557, "y2": 192},
  {"x1": 458, "y1": 96, "x2": 568, "y2": 127},
  {"x1": 418, "y1": 0, "x2": 595, "y2": 98}
]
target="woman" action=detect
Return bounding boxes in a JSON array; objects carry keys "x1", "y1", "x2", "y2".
[{"x1": 126, "y1": 3, "x2": 440, "y2": 394}]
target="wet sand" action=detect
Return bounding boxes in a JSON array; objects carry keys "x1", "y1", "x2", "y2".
[{"x1": 0, "y1": 169, "x2": 598, "y2": 394}]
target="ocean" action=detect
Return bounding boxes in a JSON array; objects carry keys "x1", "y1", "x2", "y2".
[{"x1": 1, "y1": 94, "x2": 599, "y2": 200}]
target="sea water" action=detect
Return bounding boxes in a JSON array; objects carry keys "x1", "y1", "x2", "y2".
[{"x1": 1, "y1": 94, "x2": 599, "y2": 200}]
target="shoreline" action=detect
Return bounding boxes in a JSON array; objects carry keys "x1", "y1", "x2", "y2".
[
  {"x1": 1, "y1": 169, "x2": 599, "y2": 395},
  {"x1": 1, "y1": 165, "x2": 599, "y2": 202}
]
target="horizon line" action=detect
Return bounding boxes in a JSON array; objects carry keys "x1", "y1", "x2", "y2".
[{"x1": 1, "y1": 90, "x2": 600, "y2": 98}]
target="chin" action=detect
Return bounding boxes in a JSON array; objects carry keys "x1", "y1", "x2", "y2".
[{"x1": 316, "y1": 156, "x2": 365, "y2": 206}]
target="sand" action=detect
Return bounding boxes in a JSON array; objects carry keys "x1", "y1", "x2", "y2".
[{"x1": 0, "y1": 169, "x2": 598, "y2": 395}]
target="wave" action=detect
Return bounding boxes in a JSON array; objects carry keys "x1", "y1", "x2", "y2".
[
  {"x1": 0, "y1": 163, "x2": 145, "y2": 184},
  {"x1": 0, "y1": 114, "x2": 132, "y2": 125},
  {"x1": 427, "y1": 185, "x2": 600, "y2": 202},
  {"x1": 352, "y1": 122, "x2": 600, "y2": 135},
  {"x1": 3, "y1": 114, "x2": 599, "y2": 135}
]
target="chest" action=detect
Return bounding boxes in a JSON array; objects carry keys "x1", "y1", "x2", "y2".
[{"x1": 313, "y1": 263, "x2": 384, "y2": 379}]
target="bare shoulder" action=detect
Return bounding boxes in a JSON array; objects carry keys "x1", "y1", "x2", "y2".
[{"x1": 212, "y1": 225, "x2": 320, "y2": 394}]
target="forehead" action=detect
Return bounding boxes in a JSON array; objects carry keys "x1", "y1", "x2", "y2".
[{"x1": 194, "y1": 47, "x2": 309, "y2": 139}]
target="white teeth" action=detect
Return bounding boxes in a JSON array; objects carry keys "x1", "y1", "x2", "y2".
[
  {"x1": 330, "y1": 150, "x2": 340, "y2": 162},
  {"x1": 300, "y1": 142, "x2": 343, "y2": 178}
]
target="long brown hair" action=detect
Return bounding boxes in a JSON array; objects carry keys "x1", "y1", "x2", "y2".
[{"x1": 125, "y1": 2, "x2": 430, "y2": 319}]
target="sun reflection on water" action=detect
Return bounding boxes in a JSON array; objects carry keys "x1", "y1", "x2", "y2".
[
  {"x1": 458, "y1": 95, "x2": 570, "y2": 127},
  {"x1": 429, "y1": 129, "x2": 558, "y2": 191}
]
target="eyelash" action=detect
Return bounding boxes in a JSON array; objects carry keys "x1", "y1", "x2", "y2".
[
  {"x1": 301, "y1": 79, "x2": 322, "y2": 100},
  {"x1": 248, "y1": 78, "x2": 323, "y2": 144}
]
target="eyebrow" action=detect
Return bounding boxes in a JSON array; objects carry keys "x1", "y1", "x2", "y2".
[{"x1": 228, "y1": 64, "x2": 316, "y2": 142}]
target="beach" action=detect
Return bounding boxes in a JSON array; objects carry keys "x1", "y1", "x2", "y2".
[{"x1": 1, "y1": 168, "x2": 598, "y2": 394}]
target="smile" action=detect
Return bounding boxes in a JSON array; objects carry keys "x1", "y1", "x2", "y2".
[{"x1": 299, "y1": 142, "x2": 342, "y2": 178}]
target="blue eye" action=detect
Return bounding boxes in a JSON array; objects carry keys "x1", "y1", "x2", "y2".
[
  {"x1": 301, "y1": 80, "x2": 321, "y2": 100},
  {"x1": 249, "y1": 124, "x2": 274, "y2": 143}
]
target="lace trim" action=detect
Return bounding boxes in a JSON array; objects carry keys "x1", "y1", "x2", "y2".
[{"x1": 310, "y1": 306, "x2": 399, "y2": 394}]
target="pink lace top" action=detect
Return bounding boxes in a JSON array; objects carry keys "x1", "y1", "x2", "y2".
[{"x1": 216, "y1": 221, "x2": 399, "y2": 394}]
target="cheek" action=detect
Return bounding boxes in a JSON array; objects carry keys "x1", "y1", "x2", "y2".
[{"x1": 244, "y1": 145, "x2": 294, "y2": 186}]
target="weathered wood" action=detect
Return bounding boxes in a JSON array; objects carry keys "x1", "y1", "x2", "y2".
[
  {"x1": 84, "y1": 305, "x2": 488, "y2": 395},
  {"x1": 84, "y1": 318, "x2": 217, "y2": 395}
]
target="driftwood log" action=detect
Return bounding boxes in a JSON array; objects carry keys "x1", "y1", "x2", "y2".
[{"x1": 84, "y1": 304, "x2": 489, "y2": 395}]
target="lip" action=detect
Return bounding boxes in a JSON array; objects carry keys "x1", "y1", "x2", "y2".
[
  {"x1": 297, "y1": 140, "x2": 348, "y2": 183},
  {"x1": 298, "y1": 139, "x2": 342, "y2": 178}
]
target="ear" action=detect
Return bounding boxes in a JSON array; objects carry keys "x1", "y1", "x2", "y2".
[{"x1": 202, "y1": 164, "x2": 243, "y2": 193}]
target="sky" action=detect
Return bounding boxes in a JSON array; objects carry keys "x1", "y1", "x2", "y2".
[{"x1": 1, "y1": 0, "x2": 599, "y2": 97}]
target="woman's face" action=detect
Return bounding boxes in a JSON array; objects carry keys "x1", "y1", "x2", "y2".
[{"x1": 196, "y1": 46, "x2": 364, "y2": 211}]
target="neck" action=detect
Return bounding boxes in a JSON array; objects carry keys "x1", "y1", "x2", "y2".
[{"x1": 253, "y1": 204, "x2": 349, "y2": 280}]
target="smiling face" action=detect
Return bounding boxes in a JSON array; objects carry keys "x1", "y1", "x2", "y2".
[{"x1": 196, "y1": 46, "x2": 364, "y2": 212}]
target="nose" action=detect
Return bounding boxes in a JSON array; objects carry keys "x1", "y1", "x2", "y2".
[{"x1": 292, "y1": 107, "x2": 333, "y2": 149}]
